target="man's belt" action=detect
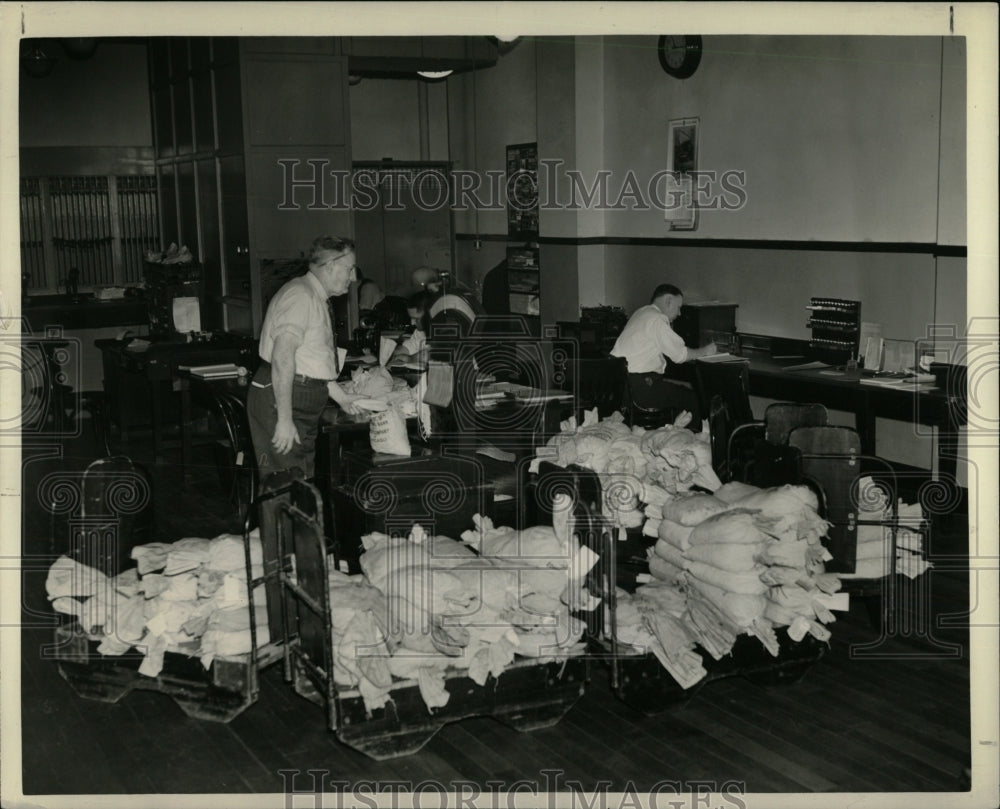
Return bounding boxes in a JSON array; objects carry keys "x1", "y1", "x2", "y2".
[{"x1": 253, "y1": 361, "x2": 330, "y2": 388}]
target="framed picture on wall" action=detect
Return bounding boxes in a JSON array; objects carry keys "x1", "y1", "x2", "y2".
[{"x1": 664, "y1": 117, "x2": 699, "y2": 230}]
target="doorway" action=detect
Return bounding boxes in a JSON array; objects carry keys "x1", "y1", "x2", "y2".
[{"x1": 352, "y1": 161, "x2": 454, "y2": 297}]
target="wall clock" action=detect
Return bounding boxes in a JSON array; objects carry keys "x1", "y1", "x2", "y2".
[{"x1": 658, "y1": 35, "x2": 703, "y2": 79}]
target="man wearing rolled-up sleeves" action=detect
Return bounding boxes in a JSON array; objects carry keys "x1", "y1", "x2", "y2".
[
  {"x1": 611, "y1": 283, "x2": 716, "y2": 421},
  {"x1": 247, "y1": 235, "x2": 362, "y2": 481}
]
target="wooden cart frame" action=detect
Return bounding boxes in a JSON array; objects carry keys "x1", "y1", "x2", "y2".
[
  {"x1": 535, "y1": 461, "x2": 827, "y2": 714},
  {"x1": 259, "y1": 476, "x2": 588, "y2": 760},
  {"x1": 51, "y1": 481, "x2": 285, "y2": 722}
]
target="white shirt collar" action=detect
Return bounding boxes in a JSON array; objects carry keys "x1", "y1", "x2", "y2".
[{"x1": 305, "y1": 269, "x2": 329, "y2": 300}]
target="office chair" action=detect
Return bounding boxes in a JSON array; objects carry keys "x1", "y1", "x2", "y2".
[
  {"x1": 624, "y1": 372, "x2": 682, "y2": 430},
  {"x1": 706, "y1": 394, "x2": 735, "y2": 481},
  {"x1": 571, "y1": 354, "x2": 629, "y2": 422},
  {"x1": 210, "y1": 389, "x2": 258, "y2": 525},
  {"x1": 693, "y1": 358, "x2": 755, "y2": 427},
  {"x1": 731, "y1": 402, "x2": 829, "y2": 488},
  {"x1": 692, "y1": 359, "x2": 755, "y2": 479}
]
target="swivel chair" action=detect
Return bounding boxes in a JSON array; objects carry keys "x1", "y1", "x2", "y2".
[
  {"x1": 209, "y1": 389, "x2": 258, "y2": 526},
  {"x1": 731, "y1": 402, "x2": 829, "y2": 487}
]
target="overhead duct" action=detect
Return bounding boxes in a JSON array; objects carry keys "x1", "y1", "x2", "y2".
[{"x1": 344, "y1": 36, "x2": 499, "y2": 79}]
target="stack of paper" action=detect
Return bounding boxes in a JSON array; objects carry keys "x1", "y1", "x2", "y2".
[
  {"x1": 189, "y1": 363, "x2": 241, "y2": 379},
  {"x1": 858, "y1": 377, "x2": 937, "y2": 391}
]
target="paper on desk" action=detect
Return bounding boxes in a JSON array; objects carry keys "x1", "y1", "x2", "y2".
[
  {"x1": 697, "y1": 352, "x2": 741, "y2": 363},
  {"x1": 172, "y1": 296, "x2": 201, "y2": 333},
  {"x1": 379, "y1": 336, "x2": 396, "y2": 367},
  {"x1": 782, "y1": 360, "x2": 830, "y2": 371},
  {"x1": 859, "y1": 378, "x2": 938, "y2": 391}
]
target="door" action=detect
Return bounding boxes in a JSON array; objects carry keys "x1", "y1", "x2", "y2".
[{"x1": 352, "y1": 162, "x2": 454, "y2": 297}]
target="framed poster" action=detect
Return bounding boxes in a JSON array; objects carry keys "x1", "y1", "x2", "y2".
[
  {"x1": 506, "y1": 141, "x2": 539, "y2": 239},
  {"x1": 664, "y1": 117, "x2": 699, "y2": 230}
]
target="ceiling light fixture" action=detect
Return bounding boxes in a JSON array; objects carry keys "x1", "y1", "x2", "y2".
[
  {"x1": 61, "y1": 38, "x2": 99, "y2": 60},
  {"x1": 416, "y1": 70, "x2": 453, "y2": 81},
  {"x1": 490, "y1": 35, "x2": 523, "y2": 56},
  {"x1": 21, "y1": 45, "x2": 56, "y2": 78}
]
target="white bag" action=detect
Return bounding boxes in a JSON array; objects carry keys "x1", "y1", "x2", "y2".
[{"x1": 369, "y1": 403, "x2": 411, "y2": 456}]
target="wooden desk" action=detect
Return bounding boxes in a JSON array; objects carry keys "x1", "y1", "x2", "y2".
[
  {"x1": 97, "y1": 335, "x2": 254, "y2": 460},
  {"x1": 317, "y1": 404, "x2": 422, "y2": 484},
  {"x1": 721, "y1": 350, "x2": 966, "y2": 483},
  {"x1": 175, "y1": 373, "x2": 393, "y2": 485},
  {"x1": 175, "y1": 371, "x2": 252, "y2": 481},
  {"x1": 177, "y1": 361, "x2": 424, "y2": 481},
  {"x1": 24, "y1": 295, "x2": 147, "y2": 331}
]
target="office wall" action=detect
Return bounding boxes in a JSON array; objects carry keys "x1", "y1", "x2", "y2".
[
  {"x1": 19, "y1": 42, "x2": 152, "y2": 148},
  {"x1": 349, "y1": 79, "x2": 421, "y2": 160},
  {"x1": 450, "y1": 39, "x2": 540, "y2": 290},
  {"x1": 602, "y1": 245, "x2": 941, "y2": 343},
  {"x1": 451, "y1": 38, "x2": 539, "y2": 238},
  {"x1": 348, "y1": 78, "x2": 449, "y2": 161},
  {"x1": 601, "y1": 35, "x2": 947, "y2": 242},
  {"x1": 937, "y1": 37, "x2": 967, "y2": 246}
]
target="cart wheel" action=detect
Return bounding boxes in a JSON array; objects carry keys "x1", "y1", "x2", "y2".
[
  {"x1": 173, "y1": 692, "x2": 253, "y2": 723},
  {"x1": 338, "y1": 724, "x2": 443, "y2": 761},
  {"x1": 292, "y1": 671, "x2": 325, "y2": 707},
  {"x1": 496, "y1": 694, "x2": 581, "y2": 732}
]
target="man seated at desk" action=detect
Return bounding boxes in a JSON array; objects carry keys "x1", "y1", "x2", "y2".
[
  {"x1": 247, "y1": 235, "x2": 363, "y2": 481},
  {"x1": 390, "y1": 292, "x2": 432, "y2": 364},
  {"x1": 358, "y1": 279, "x2": 409, "y2": 330},
  {"x1": 611, "y1": 283, "x2": 717, "y2": 420}
]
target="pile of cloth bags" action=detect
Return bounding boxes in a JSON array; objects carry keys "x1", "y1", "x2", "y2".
[
  {"x1": 612, "y1": 481, "x2": 847, "y2": 689},
  {"x1": 323, "y1": 501, "x2": 598, "y2": 713},
  {"x1": 530, "y1": 410, "x2": 933, "y2": 691},
  {"x1": 840, "y1": 476, "x2": 932, "y2": 580},
  {"x1": 650, "y1": 483, "x2": 842, "y2": 642},
  {"x1": 529, "y1": 409, "x2": 850, "y2": 687},
  {"x1": 530, "y1": 409, "x2": 721, "y2": 529},
  {"x1": 45, "y1": 531, "x2": 267, "y2": 677}
]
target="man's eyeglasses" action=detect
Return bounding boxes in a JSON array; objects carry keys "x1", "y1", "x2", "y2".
[{"x1": 322, "y1": 253, "x2": 357, "y2": 277}]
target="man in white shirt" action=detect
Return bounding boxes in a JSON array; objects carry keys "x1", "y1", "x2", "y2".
[
  {"x1": 247, "y1": 235, "x2": 362, "y2": 480},
  {"x1": 390, "y1": 292, "x2": 431, "y2": 363},
  {"x1": 611, "y1": 283, "x2": 716, "y2": 417}
]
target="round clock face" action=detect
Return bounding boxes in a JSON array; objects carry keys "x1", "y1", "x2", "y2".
[{"x1": 658, "y1": 35, "x2": 703, "y2": 79}]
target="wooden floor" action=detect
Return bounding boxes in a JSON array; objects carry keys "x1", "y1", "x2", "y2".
[{"x1": 17, "y1": 414, "x2": 974, "y2": 797}]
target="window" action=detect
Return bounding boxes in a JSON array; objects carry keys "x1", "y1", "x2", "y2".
[{"x1": 19, "y1": 175, "x2": 159, "y2": 293}]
